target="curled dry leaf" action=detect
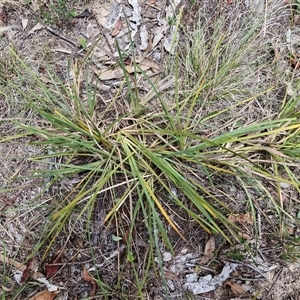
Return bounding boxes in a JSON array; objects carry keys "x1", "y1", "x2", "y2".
[
  {"x1": 140, "y1": 25, "x2": 148, "y2": 50},
  {"x1": 28, "y1": 290, "x2": 59, "y2": 300},
  {"x1": 228, "y1": 213, "x2": 253, "y2": 225},
  {"x1": 45, "y1": 251, "x2": 63, "y2": 278},
  {"x1": 83, "y1": 267, "x2": 96, "y2": 297},
  {"x1": 238, "y1": 231, "x2": 252, "y2": 240},
  {"x1": 21, "y1": 257, "x2": 39, "y2": 283},
  {"x1": 111, "y1": 17, "x2": 122, "y2": 37},
  {"x1": 224, "y1": 279, "x2": 246, "y2": 295},
  {"x1": 290, "y1": 54, "x2": 300, "y2": 70},
  {"x1": 200, "y1": 236, "x2": 215, "y2": 264},
  {"x1": 164, "y1": 269, "x2": 181, "y2": 282},
  {"x1": 97, "y1": 57, "x2": 159, "y2": 80},
  {"x1": 136, "y1": 57, "x2": 160, "y2": 72},
  {"x1": 271, "y1": 45, "x2": 280, "y2": 64},
  {"x1": 0, "y1": 254, "x2": 44, "y2": 281},
  {"x1": 183, "y1": 263, "x2": 238, "y2": 294}
]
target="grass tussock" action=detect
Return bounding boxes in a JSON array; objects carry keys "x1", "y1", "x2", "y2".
[{"x1": 1, "y1": 1, "x2": 300, "y2": 298}]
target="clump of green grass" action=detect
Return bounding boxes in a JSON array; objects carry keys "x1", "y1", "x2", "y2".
[
  {"x1": 38, "y1": 0, "x2": 76, "y2": 25},
  {"x1": 2, "y1": 1, "x2": 300, "y2": 298}
]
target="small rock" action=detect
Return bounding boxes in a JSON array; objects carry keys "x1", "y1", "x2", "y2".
[
  {"x1": 280, "y1": 182, "x2": 291, "y2": 189},
  {"x1": 163, "y1": 251, "x2": 172, "y2": 262}
]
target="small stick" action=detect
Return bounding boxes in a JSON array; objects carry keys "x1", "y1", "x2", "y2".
[{"x1": 43, "y1": 25, "x2": 77, "y2": 47}]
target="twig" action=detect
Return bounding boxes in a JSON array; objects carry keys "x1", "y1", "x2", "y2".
[{"x1": 43, "y1": 24, "x2": 77, "y2": 47}]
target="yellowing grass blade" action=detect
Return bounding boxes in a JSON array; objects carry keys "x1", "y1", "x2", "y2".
[{"x1": 141, "y1": 177, "x2": 187, "y2": 242}]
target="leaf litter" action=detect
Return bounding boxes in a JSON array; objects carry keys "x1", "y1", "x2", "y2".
[{"x1": 28, "y1": 290, "x2": 59, "y2": 300}]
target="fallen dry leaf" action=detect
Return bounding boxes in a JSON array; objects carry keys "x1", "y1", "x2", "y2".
[
  {"x1": 21, "y1": 257, "x2": 39, "y2": 283},
  {"x1": 128, "y1": 0, "x2": 141, "y2": 37},
  {"x1": 45, "y1": 251, "x2": 63, "y2": 278},
  {"x1": 97, "y1": 56, "x2": 160, "y2": 80},
  {"x1": 0, "y1": 254, "x2": 44, "y2": 280},
  {"x1": 21, "y1": 19, "x2": 28, "y2": 30},
  {"x1": 164, "y1": 269, "x2": 181, "y2": 282},
  {"x1": 200, "y1": 236, "x2": 215, "y2": 264},
  {"x1": 98, "y1": 65, "x2": 147, "y2": 80},
  {"x1": 140, "y1": 25, "x2": 149, "y2": 50},
  {"x1": 224, "y1": 279, "x2": 246, "y2": 295},
  {"x1": 83, "y1": 267, "x2": 96, "y2": 297},
  {"x1": 238, "y1": 231, "x2": 252, "y2": 240},
  {"x1": 271, "y1": 45, "x2": 280, "y2": 64},
  {"x1": 286, "y1": 226, "x2": 296, "y2": 236},
  {"x1": 111, "y1": 17, "x2": 122, "y2": 37},
  {"x1": 92, "y1": 2, "x2": 115, "y2": 30},
  {"x1": 136, "y1": 57, "x2": 159, "y2": 72},
  {"x1": 290, "y1": 54, "x2": 300, "y2": 70},
  {"x1": 184, "y1": 263, "x2": 238, "y2": 294},
  {"x1": 28, "y1": 22, "x2": 44, "y2": 35},
  {"x1": 228, "y1": 213, "x2": 253, "y2": 225},
  {"x1": 294, "y1": 14, "x2": 300, "y2": 26},
  {"x1": 28, "y1": 290, "x2": 59, "y2": 300}
]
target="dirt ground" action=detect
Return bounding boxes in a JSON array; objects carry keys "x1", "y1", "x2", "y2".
[{"x1": 1, "y1": 0, "x2": 300, "y2": 299}]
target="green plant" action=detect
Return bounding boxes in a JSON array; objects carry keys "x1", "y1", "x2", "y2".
[
  {"x1": 2, "y1": 1, "x2": 300, "y2": 298},
  {"x1": 37, "y1": 0, "x2": 76, "y2": 25}
]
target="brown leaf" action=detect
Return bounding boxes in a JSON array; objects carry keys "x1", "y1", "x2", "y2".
[
  {"x1": 137, "y1": 57, "x2": 160, "y2": 72},
  {"x1": 98, "y1": 64, "x2": 150, "y2": 80},
  {"x1": 290, "y1": 54, "x2": 300, "y2": 70},
  {"x1": 45, "y1": 251, "x2": 63, "y2": 278},
  {"x1": 200, "y1": 236, "x2": 215, "y2": 264},
  {"x1": 28, "y1": 290, "x2": 59, "y2": 300},
  {"x1": 83, "y1": 267, "x2": 96, "y2": 296},
  {"x1": 271, "y1": 46, "x2": 280, "y2": 64},
  {"x1": 111, "y1": 18, "x2": 122, "y2": 37},
  {"x1": 0, "y1": 254, "x2": 44, "y2": 279},
  {"x1": 228, "y1": 213, "x2": 253, "y2": 225},
  {"x1": 238, "y1": 231, "x2": 252, "y2": 240},
  {"x1": 21, "y1": 257, "x2": 39, "y2": 283},
  {"x1": 294, "y1": 14, "x2": 300, "y2": 26},
  {"x1": 286, "y1": 226, "x2": 296, "y2": 236},
  {"x1": 224, "y1": 280, "x2": 246, "y2": 295},
  {"x1": 164, "y1": 269, "x2": 181, "y2": 282}
]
